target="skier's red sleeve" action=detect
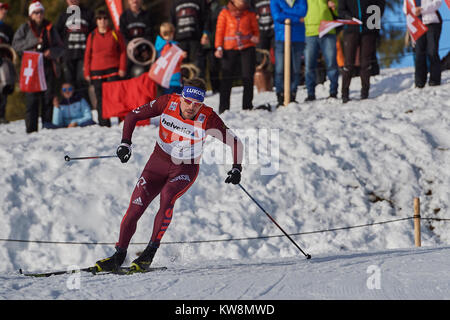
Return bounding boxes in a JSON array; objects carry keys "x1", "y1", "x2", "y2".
[
  {"x1": 121, "y1": 94, "x2": 171, "y2": 144},
  {"x1": 206, "y1": 112, "x2": 244, "y2": 166}
]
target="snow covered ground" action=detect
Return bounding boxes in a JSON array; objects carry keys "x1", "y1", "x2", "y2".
[{"x1": 0, "y1": 67, "x2": 449, "y2": 301}]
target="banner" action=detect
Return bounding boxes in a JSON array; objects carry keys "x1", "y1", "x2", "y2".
[
  {"x1": 19, "y1": 51, "x2": 47, "y2": 92},
  {"x1": 149, "y1": 44, "x2": 184, "y2": 89},
  {"x1": 102, "y1": 72, "x2": 157, "y2": 125},
  {"x1": 404, "y1": 0, "x2": 428, "y2": 42},
  {"x1": 318, "y1": 19, "x2": 362, "y2": 38},
  {"x1": 105, "y1": 0, "x2": 123, "y2": 30}
]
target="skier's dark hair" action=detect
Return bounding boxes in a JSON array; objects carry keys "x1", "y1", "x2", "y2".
[{"x1": 184, "y1": 78, "x2": 207, "y2": 92}]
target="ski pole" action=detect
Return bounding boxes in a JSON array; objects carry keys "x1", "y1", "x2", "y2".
[
  {"x1": 238, "y1": 183, "x2": 311, "y2": 259},
  {"x1": 64, "y1": 155, "x2": 118, "y2": 162}
]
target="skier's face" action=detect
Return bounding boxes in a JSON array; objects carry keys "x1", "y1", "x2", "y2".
[{"x1": 180, "y1": 97, "x2": 203, "y2": 120}]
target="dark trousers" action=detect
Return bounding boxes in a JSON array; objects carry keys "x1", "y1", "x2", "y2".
[
  {"x1": 0, "y1": 94, "x2": 6, "y2": 119},
  {"x1": 415, "y1": 23, "x2": 442, "y2": 87},
  {"x1": 197, "y1": 47, "x2": 221, "y2": 93},
  {"x1": 116, "y1": 149, "x2": 199, "y2": 249},
  {"x1": 24, "y1": 73, "x2": 55, "y2": 133},
  {"x1": 62, "y1": 58, "x2": 90, "y2": 102},
  {"x1": 178, "y1": 39, "x2": 201, "y2": 65},
  {"x1": 219, "y1": 47, "x2": 256, "y2": 113},
  {"x1": 341, "y1": 32, "x2": 377, "y2": 98},
  {"x1": 92, "y1": 75, "x2": 120, "y2": 127}
]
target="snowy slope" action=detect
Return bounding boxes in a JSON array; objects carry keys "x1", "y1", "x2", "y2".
[
  {"x1": 2, "y1": 246, "x2": 450, "y2": 300},
  {"x1": 0, "y1": 67, "x2": 449, "y2": 300}
]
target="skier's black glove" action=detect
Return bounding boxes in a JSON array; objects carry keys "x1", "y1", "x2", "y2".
[
  {"x1": 117, "y1": 141, "x2": 132, "y2": 163},
  {"x1": 225, "y1": 164, "x2": 242, "y2": 185}
]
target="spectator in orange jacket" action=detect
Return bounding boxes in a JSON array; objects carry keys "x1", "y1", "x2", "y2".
[
  {"x1": 84, "y1": 10, "x2": 127, "y2": 127},
  {"x1": 215, "y1": 0, "x2": 259, "y2": 114}
]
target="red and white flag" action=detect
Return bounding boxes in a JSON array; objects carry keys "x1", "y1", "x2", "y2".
[
  {"x1": 19, "y1": 51, "x2": 47, "y2": 92},
  {"x1": 404, "y1": 0, "x2": 428, "y2": 42},
  {"x1": 105, "y1": 0, "x2": 123, "y2": 30},
  {"x1": 319, "y1": 18, "x2": 362, "y2": 38},
  {"x1": 149, "y1": 44, "x2": 184, "y2": 89}
]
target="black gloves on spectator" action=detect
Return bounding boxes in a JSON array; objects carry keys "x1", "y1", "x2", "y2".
[
  {"x1": 117, "y1": 141, "x2": 132, "y2": 163},
  {"x1": 225, "y1": 164, "x2": 242, "y2": 185}
]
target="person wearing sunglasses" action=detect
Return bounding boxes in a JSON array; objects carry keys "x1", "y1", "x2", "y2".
[
  {"x1": 43, "y1": 82, "x2": 95, "y2": 129},
  {"x1": 95, "y1": 78, "x2": 244, "y2": 273},
  {"x1": 84, "y1": 10, "x2": 127, "y2": 127},
  {"x1": 12, "y1": 0, "x2": 65, "y2": 133}
]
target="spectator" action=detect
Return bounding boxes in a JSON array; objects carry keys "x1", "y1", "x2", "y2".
[
  {"x1": 120, "y1": 0, "x2": 155, "y2": 78},
  {"x1": 55, "y1": 0, "x2": 95, "y2": 102},
  {"x1": 270, "y1": 0, "x2": 307, "y2": 106},
  {"x1": 197, "y1": 0, "x2": 222, "y2": 93},
  {"x1": 338, "y1": 0, "x2": 385, "y2": 103},
  {"x1": 304, "y1": 0, "x2": 339, "y2": 101},
  {"x1": 170, "y1": 0, "x2": 210, "y2": 66},
  {"x1": 0, "y1": 2, "x2": 14, "y2": 124},
  {"x1": 12, "y1": 1, "x2": 65, "y2": 134},
  {"x1": 43, "y1": 82, "x2": 95, "y2": 129},
  {"x1": 84, "y1": 10, "x2": 127, "y2": 127},
  {"x1": 250, "y1": 0, "x2": 274, "y2": 52},
  {"x1": 407, "y1": 0, "x2": 442, "y2": 88},
  {"x1": 154, "y1": 22, "x2": 187, "y2": 94},
  {"x1": 215, "y1": 0, "x2": 259, "y2": 113}
]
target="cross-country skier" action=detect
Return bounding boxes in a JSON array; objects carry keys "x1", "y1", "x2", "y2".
[{"x1": 95, "y1": 78, "x2": 244, "y2": 272}]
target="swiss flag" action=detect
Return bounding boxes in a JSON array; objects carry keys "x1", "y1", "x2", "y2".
[
  {"x1": 102, "y1": 72, "x2": 157, "y2": 126},
  {"x1": 404, "y1": 0, "x2": 428, "y2": 42},
  {"x1": 105, "y1": 0, "x2": 123, "y2": 30},
  {"x1": 149, "y1": 44, "x2": 184, "y2": 89},
  {"x1": 19, "y1": 51, "x2": 47, "y2": 92},
  {"x1": 319, "y1": 19, "x2": 362, "y2": 38}
]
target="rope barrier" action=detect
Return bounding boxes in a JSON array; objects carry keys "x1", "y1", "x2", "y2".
[{"x1": 0, "y1": 217, "x2": 448, "y2": 246}]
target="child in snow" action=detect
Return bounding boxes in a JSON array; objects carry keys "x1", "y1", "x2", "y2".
[{"x1": 154, "y1": 22, "x2": 187, "y2": 94}]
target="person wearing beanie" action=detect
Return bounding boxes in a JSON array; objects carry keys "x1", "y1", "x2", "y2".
[{"x1": 12, "y1": 0, "x2": 65, "y2": 133}]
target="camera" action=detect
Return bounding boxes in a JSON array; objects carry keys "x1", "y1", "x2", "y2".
[{"x1": 36, "y1": 43, "x2": 44, "y2": 52}]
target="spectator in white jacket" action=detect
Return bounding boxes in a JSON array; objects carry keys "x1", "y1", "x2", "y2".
[{"x1": 405, "y1": 0, "x2": 442, "y2": 87}]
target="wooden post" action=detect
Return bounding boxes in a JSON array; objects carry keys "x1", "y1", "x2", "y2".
[
  {"x1": 283, "y1": 19, "x2": 291, "y2": 106},
  {"x1": 414, "y1": 197, "x2": 421, "y2": 247}
]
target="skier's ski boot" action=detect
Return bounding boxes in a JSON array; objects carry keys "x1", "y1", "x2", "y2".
[
  {"x1": 130, "y1": 243, "x2": 158, "y2": 272},
  {"x1": 95, "y1": 247, "x2": 127, "y2": 272}
]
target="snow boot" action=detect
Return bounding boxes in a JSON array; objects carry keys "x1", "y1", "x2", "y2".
[
  {"x1": 95, "y1": 247, "x2": 127, "y2": 272},
  {"x1": 130, "y1": 243, "x2": 159, "y2": 272}
]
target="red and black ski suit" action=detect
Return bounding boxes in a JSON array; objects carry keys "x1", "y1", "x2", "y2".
[{"x1": 116, "y1": 93, "x2": 243, "y2": 250}]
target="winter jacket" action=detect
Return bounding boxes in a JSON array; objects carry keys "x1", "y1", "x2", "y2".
[
  {"x1": 215, "y1": 4, "x2": 259, "y2": 51},
  {"x1": 403, "y1": 0, "x2": 442, "y2": 25},
  {"x1": 0, "y1": 21, "x2": 14, "y2": 45},
  {"x1": 305, "y1": 0, "x2": 338, "y2": 37},
  {"x1": 270, "y1": 0, "x2": 308, "y2": 42},
  {"x1": 250, "y1": 0, "x2": 274, "y2": 38},
  {"x1": 12, "y1": 20, "x2": 65, "y2": 76},
  {"x1": 119, "y1": 9, "x2": 155, "y2": 44},
  {"x1": 170, "y1": 0, "x2": 210, "y2": 42},
  {"x1": 52, "y1": 94, "x2": 93, "y2": 127},
  {"x1": 154, "y1": 35, "x2": 182, "y2": 87},
  {"x1": 84, "y1": 27, "x2": 127, "y2": 79},
  {"x1": 54, "y1": 5, "x2": 96, "y2": 61},
  {"x1": 338, "y1": 0, "x2": 385, "y2": 34}
]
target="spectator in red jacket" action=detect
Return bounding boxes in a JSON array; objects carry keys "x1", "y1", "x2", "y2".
[{"x1": 84, "y1": 10, "x2": 127, "y2": 127}]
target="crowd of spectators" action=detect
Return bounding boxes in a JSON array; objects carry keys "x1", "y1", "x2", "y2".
[{"x1": 0, "y1": 0, "x2": 446, "y2": 132}]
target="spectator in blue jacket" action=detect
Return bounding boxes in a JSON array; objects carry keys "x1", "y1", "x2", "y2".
[
  {"x1": 270, "y1": 0, "x2": 307, "y2": 106},
  {"x1": 154, "y1": 22, "x2": 187, "y2": 95},
  {"x1": 44, "y1": 82, "x2": 95, "y2": 129}
]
